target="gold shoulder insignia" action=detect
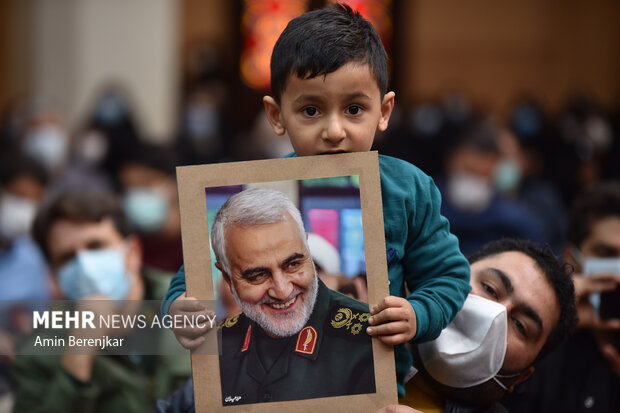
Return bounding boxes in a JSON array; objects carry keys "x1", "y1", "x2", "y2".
[
  {"x1": 330, "y1": 307, "x2": 371, "y2": 336},
  {"x1": 223, "y1": 313, "x2": 241, "y2": 328}
]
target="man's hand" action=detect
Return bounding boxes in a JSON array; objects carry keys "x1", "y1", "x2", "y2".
[
  {"x1": 572, "y1": 273, "x2": 620, "y2": 330},
  {"x1": 169, "y1": 294, "x2": 214, "y2": 350},
  {"x1": 366, "y1": 296, "x2": 417, "y2": 345},
  {"x1": 573, "y1": 273, "x2": 620, "y2": 299},
  {"x1": 601, "y1": 343, "x2": 620, "y2": 377},
  {"x1": 375, "y1": 405, "x2": 423, "y2": 413}
]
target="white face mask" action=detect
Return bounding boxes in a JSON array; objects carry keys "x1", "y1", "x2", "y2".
[
  {"x1": 23, "y1": 125, "x2": 69, "y2": 170},
  {"x1": 418, "y1": 294, "x2": 508, "y2": 388},
  {"x1": 0, "y1": 194, "x2": 38, "y2": 240},
  {"x1": 447, "y1": 172, "x2": 494, "y2": 213}
]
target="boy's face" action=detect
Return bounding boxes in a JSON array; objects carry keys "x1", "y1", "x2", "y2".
[{"x1": 263, "y1": 62, "x2": 395, "y2": 156}]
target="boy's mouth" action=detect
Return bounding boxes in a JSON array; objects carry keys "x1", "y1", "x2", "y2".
[{"x1": 321, "y1": 150, "x2": 348, "y2": 155}]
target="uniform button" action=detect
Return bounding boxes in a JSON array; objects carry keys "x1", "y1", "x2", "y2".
[
  {"x1": 584, "y1": 396, "x2": 595, "y2": 409},
  {"x1": 263, "y1": 392, "x2": 271, "y2": 402}
]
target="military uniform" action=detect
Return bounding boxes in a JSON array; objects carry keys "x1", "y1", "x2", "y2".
[{"x1": 219, "y1": 279, "x2": 375, "y2": 406}]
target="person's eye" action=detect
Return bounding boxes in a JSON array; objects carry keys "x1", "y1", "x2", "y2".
[
  {"x1": 481, "y1": 282, "x2": 499, "y2": 300},
  {"x1": 346, "y1": 105, "x2": 363, "y2": 116},
  {"x1": 287, "y1": 261, "x2": 301, "y2": 271},
  {"x1": 302, "y1": 107, "x2": 319, "y2": 117},
  {"x1": 246, "y1": 273, "x2": 267, "y2": 282},
  {"x1": 512, "y1": 318, "x2": 527, "y2": 337}
]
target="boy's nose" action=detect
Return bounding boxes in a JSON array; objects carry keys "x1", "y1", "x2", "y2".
[
  {"x1": 268, "y1": 272, "x2": 294, "y2": 301},
  {"x1": 322, "y1": 115, "x2": 346, "y2": 143}
]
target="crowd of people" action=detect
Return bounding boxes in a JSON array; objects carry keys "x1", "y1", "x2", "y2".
[{"x1": 0, "y1": 3, "x2": 619, "y2": 413}]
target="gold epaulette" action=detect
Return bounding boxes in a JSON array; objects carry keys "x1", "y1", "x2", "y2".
[
  {"x1": 220, "y1": 312, "x2": 242, "y2": 329},
  {"x1": 329, "y1": 307, "x2": 371, "y2": 336}
]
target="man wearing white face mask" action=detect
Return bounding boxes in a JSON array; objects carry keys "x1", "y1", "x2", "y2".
[
  {"x1": 439, "y1": 117, "x2": 545, "y2": 256},
  {"x1": 504, "y1": 183, "x2": 620, "y2": 413},
  {"x1": 10, "y1": 191, "x2": 189, "y2": 413},
  {"x1": 382, "y1": 238, "x2": 577, "y2": 413}
]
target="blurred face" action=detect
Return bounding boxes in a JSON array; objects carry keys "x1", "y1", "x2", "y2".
[
  {"x1": 576, "y1": 217, "x2": 620, "y2": 263},
  {"x1": 47, "y1": 218, "x2": 124, "y2": 272},
  {"x1": 263, "y1": 62, "x2": 395, "y2": 156},
  {"x1": 46, "y1": 218, "x2": 142, "y2": 302},
  {"x1": 219, "y1": 213, "x2": 318, "y2": 337},
  {"x1": 469, "y1": 251, "x2": 560, "y2": 372}
]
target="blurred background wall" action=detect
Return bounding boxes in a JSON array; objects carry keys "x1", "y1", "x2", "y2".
[{"x1": 1, "y1": 0, "x2": 618, "y2": 140}]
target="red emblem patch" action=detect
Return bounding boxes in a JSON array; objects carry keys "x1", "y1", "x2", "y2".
[
  {"x1": 295, "y1": 326, "x2": 318, "y2": 355},
  {"x1": 241, "y1": 325, "x2": 251, "y2": 352}
]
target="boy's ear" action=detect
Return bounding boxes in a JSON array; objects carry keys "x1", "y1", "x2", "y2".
[
  {"x1": 377, "y1": 91, "x2": 396, "y2": 132},
  {"x1": 263, "y1": 96, "x2": 286, "y2": 135}
]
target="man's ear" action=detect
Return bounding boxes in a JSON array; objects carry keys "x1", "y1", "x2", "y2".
[
  {"x1": 507, "y1": 366, "x2": 534, "y2": 393},
  {"x1": 215, "y1": 262, "x2": 231, "y2": 285},
  {"x1": 263, "y1": 95, "x2": 286, "y2": 135},
  {"x1": 377, "y1": 91, "x2": 396, "y2": 132}
]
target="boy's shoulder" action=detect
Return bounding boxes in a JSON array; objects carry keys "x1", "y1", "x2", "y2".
[{"x1": 378, "y1": 154, "x2": 433, "y2": 189}]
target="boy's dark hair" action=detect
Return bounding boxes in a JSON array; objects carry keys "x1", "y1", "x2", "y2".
[
  {"x1": 270, "y1": 3, "x2": 388, "y2": 103},
  {"x1": 567, "y1": 182, "x2": 620, "y2": 248},
  {"x1": 32, "y1": 191, "x2": 131, "y2": 262},
  {"x1": 468, "y1": 238, "x2": 577, "y2": 364}
]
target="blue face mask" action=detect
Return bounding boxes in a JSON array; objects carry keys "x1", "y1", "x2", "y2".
[
  {"x1": 123, "y1": 187, "x2": 170, "y2": 233},
  {"x1": 494, "y1": 159, "x2": 522, "y2": 193},
  {"x1": 57, "y1": 247, "x2": 130, "y2": 300}
]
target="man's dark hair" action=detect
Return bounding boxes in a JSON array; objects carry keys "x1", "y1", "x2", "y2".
[
  {"x1": 566, "y1": 182, "x2": 620, "y2": 248},
  {"x1": 468, "y1": 238, "x2": 577, "y2": 364},
  {"x1": 0, "y1": 151, "x2": 48, "y2": 188},
  {"x1": 32, "y1": 191, "x2": 131, "y2": 261},
  {"x1": 270, "y1": 3, "x2": 388, "y2": 103}
]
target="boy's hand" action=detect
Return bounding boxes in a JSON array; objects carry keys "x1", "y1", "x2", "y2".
[
  {"x1": 169, "y1": 294, "x2": 215, "y2": 350},
  {"x1": 366, "y1": 296, "x2": 417, "y2": 345}
]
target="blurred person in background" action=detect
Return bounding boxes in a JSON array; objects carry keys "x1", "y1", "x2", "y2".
[
  {"x1": 496, "y1": 100, "x2": 567, "y2": 256},
  {"x1": 376, "y1": 94, "x2": 473, "y2": 179},
  {"x1": 83, "y1": 85, "x2": 142, "y2": 180},
  {"x1": 116, "y1": 143, "x2": 183, "y2": 273},
  {"x1": 0, "y1": 151, "x2": 51, "y2": 413},
  {"x1": 231, "y1": 110, "x2": 295, "y2": 161},
  {"x1": 177, "y1": 79, "x2": 232, "y2": 165},
  {"x1": 545, "y1": 95, "x2": 614, "y2": 208},
  {"x1": 438, "y1": 116, "x2": 544, "y2": 256},
  {"x1": 11, "y1": 190, "x2": 190, "y2": 412},
  {"x1": 17, "y1": 97, "x2": 71, "y2": 181},
  {"x1": 503, "y1": 182, "x2": 620, "y2": 413}
]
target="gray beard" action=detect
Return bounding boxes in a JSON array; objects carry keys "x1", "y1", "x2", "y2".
[{"x1": 231, "y1": 274, "x2": 318, "y2": 337}]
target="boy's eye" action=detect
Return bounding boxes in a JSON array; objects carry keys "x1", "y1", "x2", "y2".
[
  {"x1": 481, "y1": 282, "x2": 499, "y2": 300},
  {"x1": 302, "y1": 107, "x2": 319, "y2": 117},
  {"x1": 346, "y1": 105, "x2": 363, "y2": 116}
]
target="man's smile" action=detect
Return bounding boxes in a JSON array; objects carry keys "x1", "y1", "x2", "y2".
[{"x1": 264, "y1": 293, "x2": 301, "y2": 311}]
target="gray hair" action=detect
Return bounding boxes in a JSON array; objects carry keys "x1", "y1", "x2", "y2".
[{"x1": 210, "y1": 187, "x2": 307, "y2": 275}]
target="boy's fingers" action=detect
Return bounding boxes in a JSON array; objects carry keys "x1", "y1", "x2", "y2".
[
  {"x1": 366, "y1": 321, "x2": 408, "y2": 336},
  {"x1": 369, "y1": 307, "x2": 403, "y2": 325},
  {"x1": 177, "y1": 334, "x2": 206, "y2": 350},
  {"x1": 370, "y1": 296, "x2": 401, "y2": 315},
  {"x1": 377, "y1": 333, "x2": 408, "y2": 346},
  {"x1": 172, "y1": 298, "x2": 206, "y2": 313}
]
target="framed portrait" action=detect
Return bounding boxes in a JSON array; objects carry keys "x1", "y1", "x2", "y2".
[{"x1": 177, "y1": 152, "x2": 397, "y2": 412}]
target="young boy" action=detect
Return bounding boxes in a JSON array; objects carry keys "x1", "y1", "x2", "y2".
[{"x1": 163, "y1": 3, "x2": 470, "y2": 399}]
